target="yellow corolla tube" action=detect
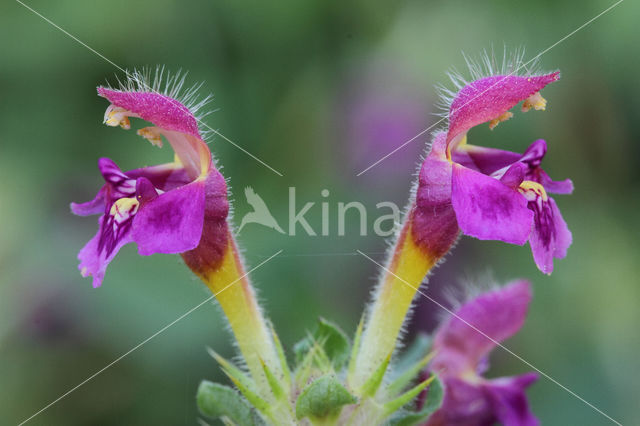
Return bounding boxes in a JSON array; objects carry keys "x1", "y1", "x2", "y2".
[
  {"x1": 351, "y1": 219, "x2": 445, "y2": 390},
  {"x1": 183, "y1": 229, "x2": 281, "y2": 397}
]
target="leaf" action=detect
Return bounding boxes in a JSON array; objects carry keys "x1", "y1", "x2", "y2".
[
  {"x1": 197, "y1": 381, "x2": 256, "y2": 426},
  {"x1": 388, "y1": 375, "x2": 444, "y2": 426},
  {"x1": 294, "y1": 318, "x2": 350, "y2": 371},
  {"x1": 295, "y1": 375, "x2": 357, "y2": 421}
]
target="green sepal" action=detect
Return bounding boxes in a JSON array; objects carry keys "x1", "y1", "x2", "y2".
[
  {"x1": 259, "y1": 358, "x2": 285, "y2": 401},
  {"x1": 388, "y1": 375, "x2": 444, "y2": 426},
  {"x1": 382, "y1": 375, "x2": 434, "y2": 417},
  {"x1": 347, "y1": 314, "x2": 365, "y2": 386},
  {"x1": 223, "y1": 370, "x2": 272, "y2": 421},
  {"x1": 360, "y1": 352, "x2": 391, "y2": 398},
  {"x1": 294, "y1": 318, "x2": 350, "y2": 371},
  {"x1": 294, "y1": 340, "x2": 324, "y2": 388},
  {"x1": 386, "y1": 351, "x2": 434, "y2": 398},
  {"x1": 295, "y1": 375, "x2": 357, "y2": 422},
  {"x1": 207, "y1": 348, "x2": 257, "y2": 395},
  {"x1": 196, "y1": 380, "x2": 257, "y2": 426},
  {"x1": 269, "y1": 322, "x2": 291, "y2": 388}
]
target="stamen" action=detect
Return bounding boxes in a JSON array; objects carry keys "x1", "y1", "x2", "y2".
[
  {"x1": 522, "y1": 92, "x2": 547, "y2": 112},
  {"x1": 104, "y1": 105, "x2": 132, "y2": 129},
  {"x1": 488, "y1": 111, "x2": 513, "y2": 130},
  {"x1": 137, "y1": 126, "x2": 164, "y2": 147}
]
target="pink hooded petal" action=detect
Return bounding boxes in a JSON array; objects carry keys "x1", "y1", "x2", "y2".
[
  {"x1": 452, "y1": 164, "x2": 533, "y2": 245},
  {"x1": 447, "y1": 72, "x2": 560, "y2": 146},
  {"x1": 412, "y1": 133, "x2": 460, "y2": 257},
  {"x1": 432, "y1": 280, "x2": 532, "y2": 375},
  {"x1": 97, "y1": 88, "x2": 201, "y2": 138},
  {"x1": 529, "y1": 197, "x2": 572, "y2": 274},
  {"x1": 131, "y1": 179, "x2": 206, "y2": 256}
]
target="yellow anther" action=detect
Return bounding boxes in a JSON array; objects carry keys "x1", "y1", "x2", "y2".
[
  {"x1": 489, "y1": 111, "x2": 513, "y2": 130},
  {"x1": 137, "y1": 126, "x2": 164, "y2": 147},
  {"x1": 104, "y1": 105, "x2": 132, "y2": 130},
  {"x1": 518, "y1": 180, "x2": 548, "y2": 202},
  {"x1": 522, "y1": 92, "x2": 547, "y2": 112}
]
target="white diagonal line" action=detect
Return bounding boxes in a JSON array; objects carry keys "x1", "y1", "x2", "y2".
[
  {"x1": 356, "y1": 0, "x2": 624, "y2": 176},
  {"x1": 14, "y1": 0, "x2": 284, "y2": 177},
  {"x1": 17, "y1": 249, "x2": 283, "y2": 426},
  {"x1": 357, "y1": 250, "x2": 622, "y2": 425}
]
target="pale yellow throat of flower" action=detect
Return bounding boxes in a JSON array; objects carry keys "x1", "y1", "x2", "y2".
[{"x1": 197, "y1": 237, "x2": 281, "y2": 397}]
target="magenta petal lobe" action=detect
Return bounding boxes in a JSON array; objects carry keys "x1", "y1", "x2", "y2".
[
  {"x1": 432, "y1": 280, "x2": 532, "y2": 374},
  {"x1": 528, "y1": 197, "x2": 572, "y2": 274},
  {"x1": 132, "y1": 180, "x2": 206, "y2": 256},
  {"x1": 71, "y1": 187, "x2": 106, "y2": 216},
  {"x1": 452, "y1": 164, "x2": 533, "y2": 245},
  {"x1": 452, "y1": 144, "x2": 522, "y2": 176},
  {"x1": 78, "y1": 197, "x2": 139, "y2": 288}
]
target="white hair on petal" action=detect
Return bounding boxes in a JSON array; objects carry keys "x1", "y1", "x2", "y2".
[
  {"x1": 104, "y1": 66, "x2": 216, "y2": 141},
  {"x1": 434, "y1": 46, "x2": 544, "y2": 120}
]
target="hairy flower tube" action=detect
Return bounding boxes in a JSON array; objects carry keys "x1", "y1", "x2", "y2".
[
  {"x1": 71, "y1": 71, "x2": 281, "y2": 398},
  {"x1": 424, "y1": 280, "x2": 538, "y2": 426},
  {"x1": 353, "y1": 62, "x2": 571, "y2": 388}
]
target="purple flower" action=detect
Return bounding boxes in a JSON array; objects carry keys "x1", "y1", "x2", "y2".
[
  {"x1": 72, "y1": 78, "x2": 228, "y2": 287},
  {"x1": 412, "y1": 71, "x2": 572, "y2": 274},
  {"x1": 425, "y1": 281, "x2": 538, "y2": 426}
]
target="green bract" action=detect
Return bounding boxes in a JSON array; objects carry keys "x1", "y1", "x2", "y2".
[{"x1": 197, "y1": 322, "x2": 442, "y2": 425}]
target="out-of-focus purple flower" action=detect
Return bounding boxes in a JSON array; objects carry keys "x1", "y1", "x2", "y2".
[
  {"x1": 336, "y1": 65, "x2": 429, "y2": 182},
  {"x1": 412, "y1": 70, "x2": 572, "y2": 274},
  {"x1": 425, "y1": 280, "x2": 538, "y2": 426},
  {"x1": 72, "y1": 75, "x2": 228, "y2": 287}
]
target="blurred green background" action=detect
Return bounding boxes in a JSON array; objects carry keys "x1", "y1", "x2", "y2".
[{"x1": 1, "y1": 0, "x2": 638, "y2": 424}]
